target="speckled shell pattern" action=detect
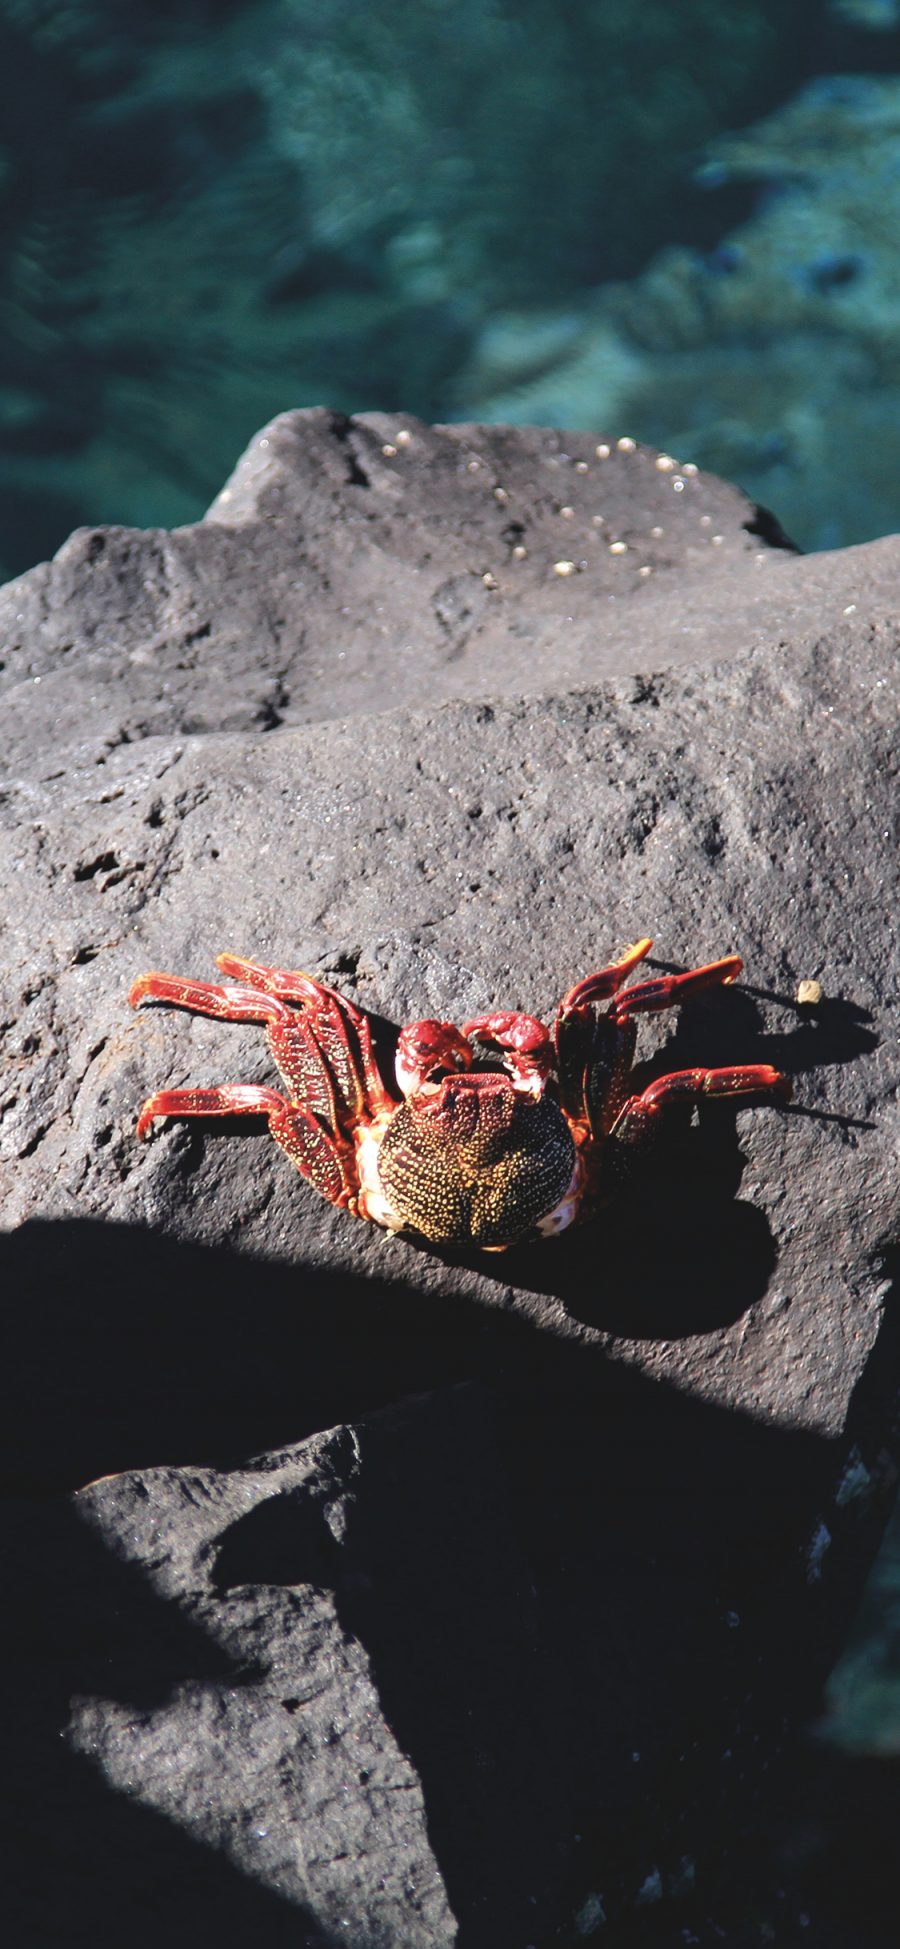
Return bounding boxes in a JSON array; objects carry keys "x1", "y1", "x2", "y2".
[{"x1": 375, "y1": 1076, "x2": 576, "y2": 1248}]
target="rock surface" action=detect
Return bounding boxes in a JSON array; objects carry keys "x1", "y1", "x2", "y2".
[
  {"x1": 3, "y1": 410, "x2": 788, "y2": 759},
  {"x1": 1, "y1": 411, "x2": 898, "y2": 1944},
  {"x1": 12, "y1": 1391, "x2": 556, "y2": 1949}
]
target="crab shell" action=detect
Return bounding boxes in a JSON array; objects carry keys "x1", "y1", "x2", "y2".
[{"x1": 356, "y1": 1069, "x2": 580, "y2": 1249}]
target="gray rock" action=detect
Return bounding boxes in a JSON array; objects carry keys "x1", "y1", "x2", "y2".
[
  {"x1": 45, "y1": 1388, "x2": 557, "y2": 1949},
  {"x1": 1, "y1": 409, "x2": 790, "y2": 769},
  {"x1": 1, "y1": 412, "x2": 898, "y2": 1943}
]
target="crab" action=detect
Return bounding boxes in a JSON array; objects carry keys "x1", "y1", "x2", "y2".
[{"x1": 129, "y1": 939, "x2": 791, "y2": 1252}]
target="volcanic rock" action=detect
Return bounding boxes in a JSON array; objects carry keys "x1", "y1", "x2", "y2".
[{"x1": 1, "y1": 412, "x2": 897, "y2": 1945}]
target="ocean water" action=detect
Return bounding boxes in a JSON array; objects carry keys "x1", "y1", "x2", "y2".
[
  {"x1": 8, "y1": 0, "x2": 900, "y2": 575},
  {"x1": 2, "y1": 0, "x2": 898, "y2": 1933}
]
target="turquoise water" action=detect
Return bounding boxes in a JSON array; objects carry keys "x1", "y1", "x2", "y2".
[{"x1": 7, "y1": 0, "x2": 900, "y2": 574}]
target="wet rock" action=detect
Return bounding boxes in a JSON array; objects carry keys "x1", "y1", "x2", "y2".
[{"x1": 1, "y1": 414, "x2": 898, "y2": 1944}]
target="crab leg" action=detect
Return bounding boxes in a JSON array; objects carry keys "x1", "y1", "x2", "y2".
[
  {"x1": 555, "y1": 946, "x2": 748, "y2": 1132},
  {"x1": 129, "y1": 971, "x2": 295, "y2": 1025},
  {"x1": 134, "y1": 1082, "x2": 357, "y2": 1207},
  {"x1": 136, "y1": 1083, "x2": 285, "y2": 1138},
  {"x1": 551, "y1": 943, "x2": 649, "y2": 1127},
  {"x1": 609, "y1": 1062, "x2": 792, "y2": 1147},
  {"x1": 554, "y1": 1011, "x2": 637, "y2": 1133},
  {"x1": 130, "y1": 970, "x2": 341, "y2": 1128},
  {"x1": 609, "y1": 954, "x2": 742, "y2": 1022},
  {"x1": 215, "y1": 954, "x2": 395, "y2": 1118},
  {"x1": 130, "y1": 961, "x2": 393, "y2": 1141},
  {"x1": 267, "y1": 1104, "x2": 358, "y2": 1206},
  {"x1": 215, "y1": 953, "x2": 335, "y2": 1000}
]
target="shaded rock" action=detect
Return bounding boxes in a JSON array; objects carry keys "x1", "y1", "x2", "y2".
[
  {"x1": 5, "y1": 1389, "x2": 557, "y2": 1949},
  {"x1": 1, "y1": 413, "x2": 898, "y2": 1943}
]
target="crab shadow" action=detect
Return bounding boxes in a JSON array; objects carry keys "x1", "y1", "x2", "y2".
[
  {"x1": 444, "y1": 983, "x2": 878, "y2": 1337},
  {"x1": 635, "y1": 956, "x2": 877, "y2": 1059},
  {"x1": 650, "y1": 966, "x2": 878, "y2": 1082},
  {"x1": 447, "y1": 1106, "x2": 776, "y2": 1336}
]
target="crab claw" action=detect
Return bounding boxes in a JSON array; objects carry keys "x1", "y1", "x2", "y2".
[
  {"x1": 395, "y1": 1019, "x2": 473, "y2": 1096},
  {"x1": 461, "y1": 1011, "x2": 554, "y2": 1095},
  {"x1": 558, "y1": 939, "x2": 654, "y2": 1015}
]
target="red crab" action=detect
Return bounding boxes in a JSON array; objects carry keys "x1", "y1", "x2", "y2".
[{"x1": 129, "y1": 940, "x2": 790, "y2": 1251}]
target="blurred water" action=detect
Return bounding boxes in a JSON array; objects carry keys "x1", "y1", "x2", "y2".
[{"x1": 4, "y1": 0, "x2": 891, "y2": 575}]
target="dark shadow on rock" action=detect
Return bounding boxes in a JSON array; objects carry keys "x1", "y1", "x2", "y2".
[
  {"x1": 2, "y1": 1498, "x2": 326, "y2": 1948},
  {"x1": 766, "y1": 1746, "x2": 900, "y2": 1949},
  {"x1": 0, "y1": 1216, "x2": 521, "y2": 1493},
  {"x1": 200, "y1": 1354, "x2": 839, "y2": 1947},
  {"x1": 212, "y1": 1481, "x2": 348, "y2": 1598},
  {"x1": 689, "y1": 1678, "x2": 900, "y2": 1948},
  {"x1": 742, "y1": 500, "x2": 801, "y2": 553},
  {"x1": 490, "y1": 1111, "x2": 778, "y2": 1334},
  {"x1": 738, "y1": 995, "x2": 877, "y2": 1086},
  {"x1": 2, "y1": 1223, "x2": 896, "y2": 1946},
  {"x1": 208, "y1": 1387, "x2": 573, "y2": 1945},
  {"x1": 648, "y1": 962, "x2": 879, "y2": 1080}
]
